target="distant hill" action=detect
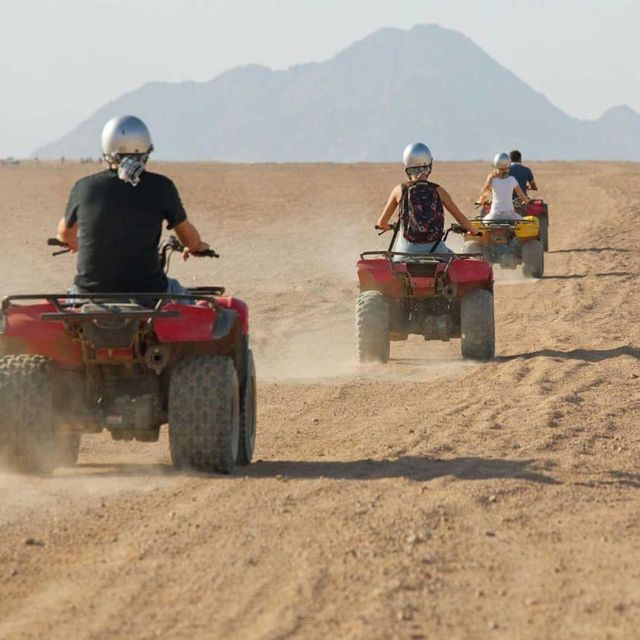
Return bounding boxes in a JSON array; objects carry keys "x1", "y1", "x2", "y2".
[{"x1": 34, "y1": 24, "x2": 640, "y2": 162}]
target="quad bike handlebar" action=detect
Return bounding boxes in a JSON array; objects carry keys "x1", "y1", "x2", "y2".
[
  {"x1": 159, "y1": 235, "x2": 219, "y2": 259},
  {"x1": 372, "y1": 223, "x2": 480, "y2": 258},
  {"x1": 374, "y1": 223, "x2": 398, "y2": 235},
  {"x1": 375, "y1": 223, "x2": 469, "y2": 238},
  {"x1": 47, "y1": 236, "x2": 219, "y2": 264},
  {"x1": 47, "y1": 238, "x2": 72, "y2": 256},
  {"x1": 158, "y1": 235, "x2": 219, "y2": 272}
]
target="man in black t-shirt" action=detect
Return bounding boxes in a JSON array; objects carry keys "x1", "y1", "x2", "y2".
[{"x1": 56, "y1": 115, "x2": 209, "y2": 294}]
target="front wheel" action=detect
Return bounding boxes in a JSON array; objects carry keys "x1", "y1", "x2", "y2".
[
  {"x1": 522, "y1": 239, "x2": 544, "y2": 278},
  {"x1": 356, "y1": 291, "x2": 390, "y2": 363},
  {"x1": 460, "y1": 290, "x2": 495, "y2": 361},
  {"x1": 168, "y1": 355, "x2": 240, "y2": 474}
]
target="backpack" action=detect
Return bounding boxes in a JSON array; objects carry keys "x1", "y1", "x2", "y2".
[{"x1": 399, "y1": 180, "x2": 445, "y2": 244}]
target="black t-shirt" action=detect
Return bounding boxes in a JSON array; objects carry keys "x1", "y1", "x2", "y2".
[{"x1": 64, "y1": 170, "x2": 187, "y2": 293}]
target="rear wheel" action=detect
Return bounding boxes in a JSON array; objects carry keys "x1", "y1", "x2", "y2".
[
  {"x1": 522, "y1": 239, "x2": 544, "y2": 278},
  {"x1": 460, "y1": 290, "x2": 495, "y2": 361},
  {"x1": 539, "y1": 216, "x2": 549, "y2": 252},
  {"x1": 168, "y1": 355, "x2": 240, "y2": 474},
  {"x1": 0, "y1": 355, "x2": 59, "y2": 474},
  {"x1": 236, "y1": 348, "x2": 256, "y2": 466},
  {"x1": 356, "y1": 291, "x2": 390, "y2": 363}
]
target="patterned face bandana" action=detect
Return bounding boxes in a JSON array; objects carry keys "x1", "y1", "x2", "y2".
[
  {"x1": 406, "y1": 165, "x2": 432, "y2": 181},
  {"x1": 117, "y1": 155, "x2": 146, "y2": 187}
]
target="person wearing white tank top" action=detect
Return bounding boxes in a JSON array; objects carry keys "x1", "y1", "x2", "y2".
[{"x1": 479, "y1": 153, "x2": 530, "y2": 221}]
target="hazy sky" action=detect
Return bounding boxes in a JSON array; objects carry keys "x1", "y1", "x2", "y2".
[{"x1": 2, "y1": 0, "x2": 639, "y2": 157}]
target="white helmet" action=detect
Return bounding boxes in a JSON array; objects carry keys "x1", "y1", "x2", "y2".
[
  {"x1": 403, "y1": 142, "x2": 433, "y2": 170},
  {"x1": 493, "y1": 152, "x2": 511, "y2": 170},
  {"x1": 101, "y1": 115, "x2": 153, "y2": 160}
]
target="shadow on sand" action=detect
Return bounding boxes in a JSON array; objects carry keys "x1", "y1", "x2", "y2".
[
  {"x1": 71, "y1": 462, "x2": 176, "y2": 477},
  {"x1": 574, "y1": 471, "x2": 640, "y2": 490},
  {"x1": 607, "y1": 471, "x2": 640, "y2": 489},
  {"x1": 543, "y1": 271, "x2": 635, "y2": 280},
  {"x1": 246, "y1": 456, "x2": 559, "y2": 485},
  {"x1": 548, "y1": 247, "x2": 631, "y2": 254},
  {"x1": 70, "y1": 456, "x2": 559, "y2": 485},
  {"x1": 497, "y1": 346, "x2": 640, "y2": 363}
]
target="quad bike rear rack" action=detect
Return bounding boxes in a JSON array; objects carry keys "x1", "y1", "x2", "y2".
[
  {"x1": 1, "y1": 290, "x2": 227, "y2": 316},
  {"x1": 359, "y1": 250, "x2": 487, "y2": 300},
  {"x1": 359, "y1": 251, "x2": 485, "y2": 285},
  {"x1": 359, "y1": 251, "x2": 483, "y2": 260}
]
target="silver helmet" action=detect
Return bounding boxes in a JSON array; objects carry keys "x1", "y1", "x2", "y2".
[
  {"x1": 493, "y1": 152, "x2": 511, "y2": 170},
  {"x1": 101, "y1": 115, "x2": 153, "y2": 160},
  {"x1": 403, "y1": 142, "x2": 433, "y2": 170}
]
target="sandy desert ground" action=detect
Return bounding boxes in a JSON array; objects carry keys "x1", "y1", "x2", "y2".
[{"x1": 0, "y1": 160, "x2": 639, "y2": 639}]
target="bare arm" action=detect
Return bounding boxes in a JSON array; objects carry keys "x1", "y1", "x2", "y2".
[
  {"x1": 514, "y1": 185, "x2": 530, "y2": 203},
  {"x1": 437, "y1": 187, "x2": 481, "y2": 235},
  {"x1": 478, "y1": 173, "x2": 494, "y2": 204},
  {"x1": 57, "y1": 216, "x2": 79, "y2": 252},
  {"x1": 528, "y1": 179, "x2": 538, "y2": 191},
  {"x1": 376, "y1": 185, "x2": 402, "y2": 230},
  {"x1": 174, "y1": 219, "x2": 209, "y2": 258}
]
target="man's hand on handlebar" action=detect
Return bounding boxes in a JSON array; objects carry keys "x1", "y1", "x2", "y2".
[
  {"x1": 182, "y1": 241, "x2": 211, "y2": 261},
  {"x1": 47, "y1": 237, "x2": 74, "y2": 255},
  {"x1": 53, "y1": 236, "x2": 77, "y2": 253}
]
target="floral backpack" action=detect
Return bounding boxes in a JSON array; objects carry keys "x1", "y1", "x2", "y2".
[{"x1": 399, "y1": 180, "x2": 445, "y2": 244}]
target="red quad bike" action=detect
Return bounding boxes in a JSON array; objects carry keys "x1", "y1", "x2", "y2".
[
  {"x1": 356, "y1": 224, "x2": 495, "y2": 363},
  {"x1": 0, "y1": 236, "x2": 256, "y2": 475},
  {"x1": 517, "y1": 199, "x2": 550, "y2": 252}
]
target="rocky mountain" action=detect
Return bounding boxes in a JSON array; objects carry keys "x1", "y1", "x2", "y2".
[{"x1": 34, "y1": 24, "x2": 640, "y2": 161}]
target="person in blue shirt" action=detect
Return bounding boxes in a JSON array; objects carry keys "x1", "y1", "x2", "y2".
[{"x1": 509, "y1": 150, "x2": 538, "y2": 196}]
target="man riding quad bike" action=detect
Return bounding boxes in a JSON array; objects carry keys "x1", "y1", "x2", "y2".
[
  {"x1": 0, "y1": 116, "x2": 256, "y2": 475},
  {"x1": 508, "y1": 150, "x2": 550, "y2": 251},
  {"x1": 357, "y1": 143, "x2": 495, "y2": 363}
]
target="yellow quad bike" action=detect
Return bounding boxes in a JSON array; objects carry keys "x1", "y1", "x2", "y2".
[{"x1": 464, "y1": 214, "x2": 544, "y2": 278}]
